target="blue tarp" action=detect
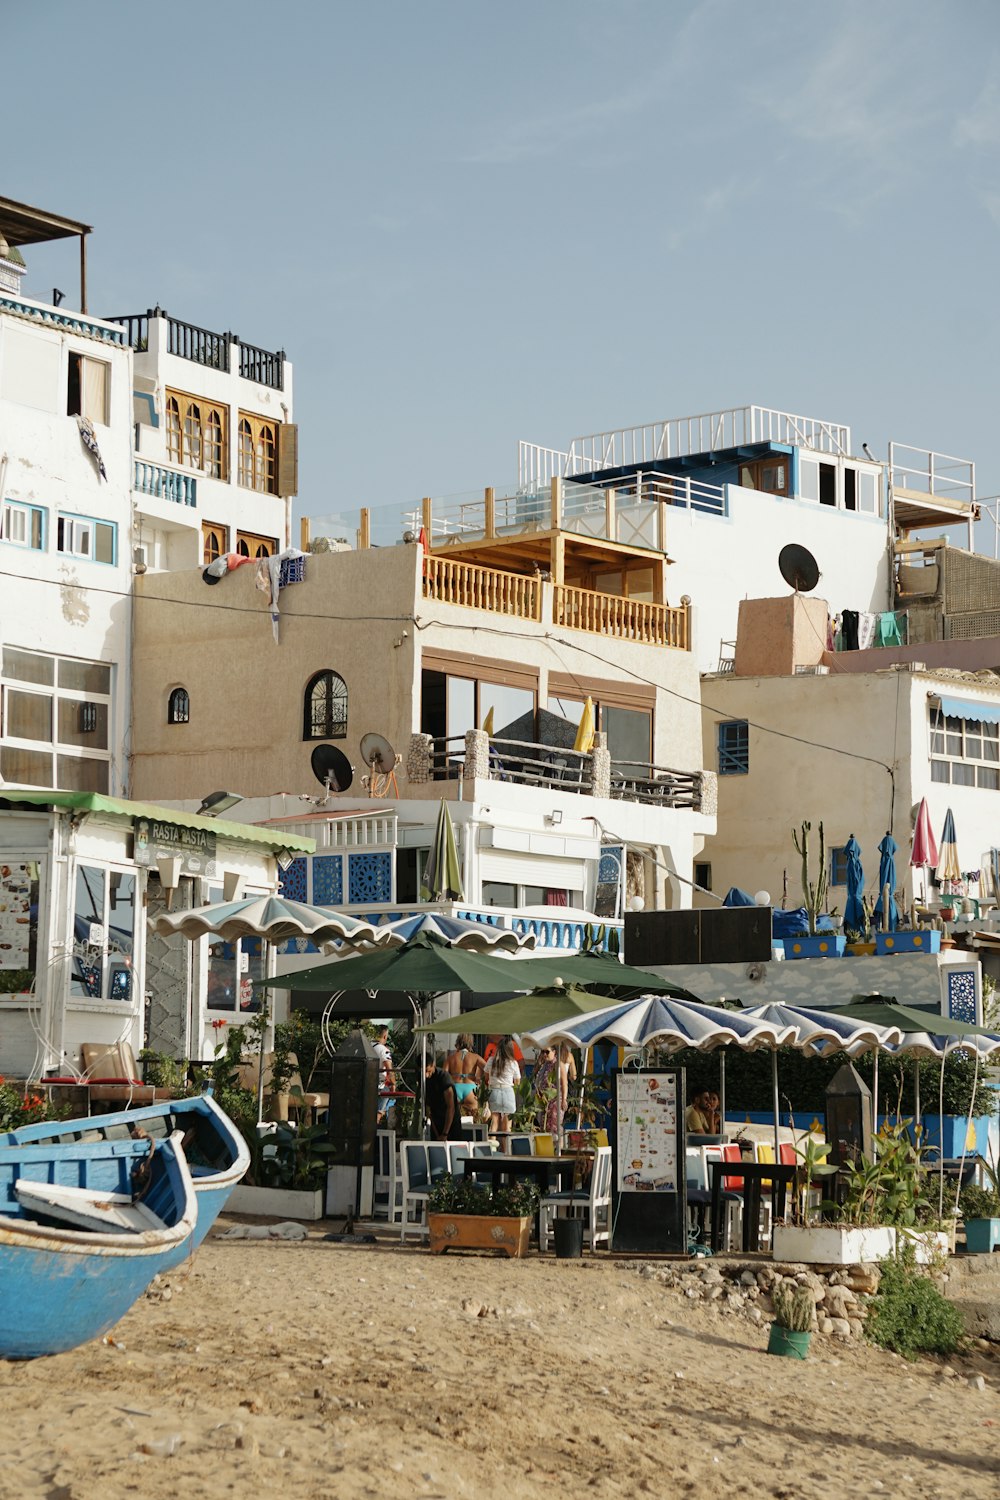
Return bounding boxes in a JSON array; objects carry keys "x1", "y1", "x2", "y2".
[
  {"x1": 722, "y1": 887, "x2": 755, "y2": 907},
  {"x1": 771, "y1": 906, "x2": 836, "y2": 938}
]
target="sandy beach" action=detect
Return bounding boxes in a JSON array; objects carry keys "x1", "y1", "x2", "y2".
[{"x1": 1, "y1": 1227, "x2": 997, "y2": 1500}]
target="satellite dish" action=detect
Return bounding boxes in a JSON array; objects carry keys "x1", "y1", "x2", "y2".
[
  {"x1": 310, "y1": 743, "x2": 353, "y2": 794},
  {"x1": 360, "y1": 731, "x2": 400, "y2": 798},
  {"x1": 778, "y1": 542, "x2": 820, "y2": 594}
]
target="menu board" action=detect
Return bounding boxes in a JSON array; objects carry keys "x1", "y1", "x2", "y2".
[
  {"x1": 0, "y1": 861, "x2": 39, "y2": 970},
  {"x1": 615, "y1": 1069, "x2": 679, "y2": 1193}
]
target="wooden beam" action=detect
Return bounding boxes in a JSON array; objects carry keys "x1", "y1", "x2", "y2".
[
  {"x1": 79, "y1": 230, "x2": 88, "y2": 314},
  {"x1": 551, "y1": 532, "x2": 565, "y2": 586},
  {"x1": 300, "y1": 516, "x2": 311, "y2": 552},
  {"x1": 422, "y1": 496, "x2": 433, "y2": 540},
  {"x1": 359, "y1": 508, "x2": 371, "y2": 550},
  {"x1": 550, "y1": 476, "x2": 561, "y2": 530},
  {"x1": 485, "y1": 486, "x2": 495, "y2": 540}
]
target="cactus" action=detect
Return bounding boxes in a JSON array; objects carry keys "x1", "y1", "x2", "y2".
[
  {"x1": 772, "y1": 1283, "x2": 814, "y2": 1333},
  {"x1": 792, "y1": 820, "x2": 827, "y2": 935}
]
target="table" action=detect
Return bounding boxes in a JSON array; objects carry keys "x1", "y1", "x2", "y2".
[
  {"x1": 709, "y1": 1159, "x2": 797, "y2": 1253},
  {"x1": 461, "y1": 1154, "x2": 577, "y2": 1197}
]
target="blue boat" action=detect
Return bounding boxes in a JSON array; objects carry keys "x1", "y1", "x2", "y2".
[
  {"x1": 0, "y1": 1130, "x2": 197, "y2": 1359},
  {"x1": 1, "y1": 1093, "x2": 250, "y2": 1256}
]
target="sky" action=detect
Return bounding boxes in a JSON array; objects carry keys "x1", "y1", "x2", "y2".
[{"x1": 5, "y1": 1, "x2": 1000, "y2": 542}]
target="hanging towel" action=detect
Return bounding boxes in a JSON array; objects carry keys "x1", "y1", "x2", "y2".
[
  {"x1": 876, "y1": 611, "x2": 903, "y2": 647},
  {"x1": 841, "y1": 609, "x2": 859, "y2": 651},
  {"x1": 76, "y1": 416, "x2": 107, "y2": 481},
  {"x1": 858, "y1": 612, "x2": 877, "y2": 650},
  {"x1": 278, "y1": 554, "x2": 306, "y2": 588}
]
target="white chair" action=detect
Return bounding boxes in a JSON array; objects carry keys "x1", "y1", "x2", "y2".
[
  {"x1": 702, "y1": 1145, "x2": 742, "y2": 1250},
  {"x1": 508, "y1": 1133, "x2": 534, "y2": 1156},
  {"x1": 373, "y1": 1128, "x2": 402, "y2": 1224},
  {"x1": 448, "y1": 1141, "x2": 473, "y2": 1174},
  {"x1": 400, "y1": 1141, "x2": 431, "y2": 1242},
  {"x1": 539, "y1": 1146, "x2": 613, "y2": 1252}
]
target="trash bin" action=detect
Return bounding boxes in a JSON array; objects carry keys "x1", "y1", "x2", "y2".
[{"x1": 554, "y1": 1216, "x2": 584, "y2": 1258}]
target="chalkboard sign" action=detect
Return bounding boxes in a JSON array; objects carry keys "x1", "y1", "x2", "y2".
[{"x1": 610, "y1": 1066, "x2": 687, "y2": 1254}]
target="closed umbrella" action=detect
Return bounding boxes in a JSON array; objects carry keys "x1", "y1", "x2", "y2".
[
  {"x1": 936, "y1": 808, "x2": 962, "y2": 896},
  {"x1": 573, "y1": 697, "x2": 596, "y2": 755},
  {"x1": 375, "y1": 912, "x2": 534, "y2": 952},
  {"x1": 843, "y1": 835, "x2": 865, "y2": 935},
  {"x1": 873, "y1": 833, "x2": 899, "y2": 932},
  {"x1": 910, "y1": 799, "x2": 938, "y2": 905},
  {"x1": 421, "y1": 800, "x2": 464, "y2": 902}
]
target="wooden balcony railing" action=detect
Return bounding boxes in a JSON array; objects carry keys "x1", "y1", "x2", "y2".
[
  {"x1": 553, "y1": 585, "x2": 689, "y2": 649},
  {"x1": 424, "y1": 554, "x2": 541, "y2": 620}
]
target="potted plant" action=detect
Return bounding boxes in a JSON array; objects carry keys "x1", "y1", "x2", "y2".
[
  {"x1": 958, "y1": 1182, "x2": 1000, "y2": 1254},
  {"x1": 767, "y1": 1283, "x2": 814, "y2": 1359},
  {"x1": 783, "y1": 821, "x2": 845, "y2": 958},
  {"x1": 427, "y1": 1172, "x2": 538, "y2": 1258}
]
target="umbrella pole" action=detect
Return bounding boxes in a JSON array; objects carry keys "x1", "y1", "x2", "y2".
[
  {"x1": 719, "y1": 1049, "x2": 726, "y2": 1141},
  {"x1": 257, "y1": 938, "x2": 269, "y2": 1125},
  {"x1": 873, "y1": 1050, "x2": 879, "y2": 1133},
  {"x1": 771, "y1": 1050, "x2": 780, "y2": 1159},
  {"x1": 914, "y1": 1058, "x2": 921, "y2": 1127}
]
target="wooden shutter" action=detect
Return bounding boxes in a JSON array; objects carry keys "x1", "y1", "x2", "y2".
[{"x1": 277, "y1": 422, "x2": 299, "y2": 497}]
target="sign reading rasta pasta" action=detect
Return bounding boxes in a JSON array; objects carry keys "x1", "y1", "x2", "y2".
[{"x1": 132, "y1": 818, "x2": 218, "y2": 879}]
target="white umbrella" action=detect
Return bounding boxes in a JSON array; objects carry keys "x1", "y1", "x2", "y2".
[
  {"x1": 374, "y1": 912, "x2": 535, "y2": 952},
  {"x1": 153, "y1": 896, "x2": 387, "y2": 1119}
]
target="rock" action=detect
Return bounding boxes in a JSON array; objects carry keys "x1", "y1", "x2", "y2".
[
  {"x1": 137, "y1": 1435, "x2": 184, "y2": 1458},
  {"x1": 968, "y1": 1375, "x2": 987, "y2": 1391},
  {"x1": 235, "y1": 1435, "x2": 260, "y2": 1456},
  {"x1": 829, "y1": 1318, "x2": 852, "y2": 1339},
  {"x1": 819, "y1": 1317, "x2": 834, "y2": 1335},
  {"x1": 740, "y1": 1270, "x2": 758, "y2": 1287},
  {"x1": 748, "y1": 1307, "x2": 762, "y2": 1324},
  {"x1": 848, "y1": 1319, "x2": 865, "y2": 1338}
]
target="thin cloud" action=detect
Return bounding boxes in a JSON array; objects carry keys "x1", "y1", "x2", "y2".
[{"x1": 954, "y1": 59, "x2": 1000, "y2": 149}]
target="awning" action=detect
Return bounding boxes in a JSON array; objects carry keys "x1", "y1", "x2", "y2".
[
  {"x1": 0, "y1": 789, "x2": 315, "y2": 852},
  {"x1": 930, "y1": 694, "x2": 1000, "y2": 725}
]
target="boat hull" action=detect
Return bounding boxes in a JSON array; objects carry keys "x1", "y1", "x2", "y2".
[{"x1": 0, "y1": 1133, "x2": 197, "y2": 1359}]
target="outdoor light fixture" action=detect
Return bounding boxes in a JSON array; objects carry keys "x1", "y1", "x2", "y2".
[
  {"x1": 197, "y1": 791, "x2": 242, "y2": 817},
  {"x1": 547, "y1": 809, "x2": 563, "y2": 826},
  {"x1": 275, "y1": 848, "x2": 295, "y2": 871}
]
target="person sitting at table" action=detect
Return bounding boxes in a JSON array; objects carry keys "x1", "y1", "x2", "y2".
[
  {"x1": 445, "y1": 1034, "x2": 485, "y2": 1117},
  {"x1": 704, "y1": 1090, "x2": 722, "y2": 1135},
  {"x1": 685, "y1": 1089, "x2": 712, "y2": 1135},
  {"x1": 424, "y1": 1053, "x2": 464, "y2": 1141},
  {"x1": 485, "y1": 1035, "x2": 521, "y2": 1151}
]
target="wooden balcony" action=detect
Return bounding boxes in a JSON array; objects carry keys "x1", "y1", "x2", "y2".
[
  {"x1": 424, "y1": 554, "x2": 541, "y2": 620},
  {"x1": 553, "y1": 585, "x2": 689, "y2": 649}
]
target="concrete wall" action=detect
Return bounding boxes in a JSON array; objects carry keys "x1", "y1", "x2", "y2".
[
  {"x1": 733, "y1": 595, "x2": 829, "y2": 677},
  {"x1": 0, "y1": 302, "x2": 135, "y2": 793}
]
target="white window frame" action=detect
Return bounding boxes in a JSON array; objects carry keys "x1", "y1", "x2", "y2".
[
  {"x1": 67, "y1": 351, "x2": 110, "y2": 427},
  {"x1": 56, "y1": 512, "x2": 117, "y2": 566},
  {"x1": 0, "y1": 499, "x2": 45, "y2": 550},
  {"x1": 929, "y1": 710, "x2": 1000, "y2": 791},
  {"x1": 0, "y1": 647, "x2": 113, "y2": 792}
]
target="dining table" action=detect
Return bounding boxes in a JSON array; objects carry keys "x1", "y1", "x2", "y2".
[
  {"x1": 460, "y1": 1154, "x2": 578, "y2": 1197},
  {"x1": 708, "y1": 1158, "x2": 797, "y2": 1253}
]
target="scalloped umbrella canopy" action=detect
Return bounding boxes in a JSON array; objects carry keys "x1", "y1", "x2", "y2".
[
  {"x1": 151, "y1": 895, "x2": 385, "y2": 947},
  {"x1": 522, "y1": 995, "x2": 797, "y2": 1053},
  {"x1": 414, "y1": 984, "x2": 613, "y2": 1035},
  {"x1": 735, "y1": 1001, "x2": 904, "y2": 1056},
  {"x1": 375, "y1": 912, "x2": 534, "y2": 952},
  {"x1": 263, "y1": 930, "x2": 531, "y2": 994},
  {"x1": 822, "y1": 997, "x2": 1000, "y2": 1059},
  {"x1": 843, "y1": 835, "x2": 865, "y2": 933}
]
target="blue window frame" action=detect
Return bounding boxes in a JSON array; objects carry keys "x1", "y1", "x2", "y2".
[
  {"x1": 717, "y1": 720, "x2": 749, "y2": 775},
  {"x1": 829, "y1": 846, "x2": 849, "y2": 886},
  {"x1": 1, "y1": 500, "x2": 45, "y2": 550},
  {"x1": 57, "y1": 513, "x2": 117, "y2": 566}
]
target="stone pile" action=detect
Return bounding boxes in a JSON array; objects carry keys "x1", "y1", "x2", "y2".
[{"x1": 623, "y1": 1259, "x2": 882, "y2": 1341}]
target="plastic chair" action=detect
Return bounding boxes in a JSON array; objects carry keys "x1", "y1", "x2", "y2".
[
  {"x1": 539, "y1": 1146, "x2": 612, "y2": 1252},
  {"x1": 374, "y1": 1128, "x2": 401, "y2": 1222},
  {"x1": 533, "y1": 1133, "x2": 555, "y2": 1157},
  {"x1": 509, "y1": 1134, "x2": 533, "y2": 1156},
  {"x1": 400, "y1": 1141, "x2": 431, "y2": 1242},
  {"x1": 703, "y1": 1145, "x2": 742, "y2": 1250},
  {"x1": 448, "y1": 1141, "x2": 473, "y2": 1173},
  {"x1": 427, "y1": 1142, "x2": 450, "y2": 1184},
  {"x1": 472, "y1": 1141, "x2": 498, "y2": 1156}
]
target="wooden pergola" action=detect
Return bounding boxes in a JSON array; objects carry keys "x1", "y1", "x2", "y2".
[{"x1": 0, "y1": 195, "x2": 93, "y2": 312}]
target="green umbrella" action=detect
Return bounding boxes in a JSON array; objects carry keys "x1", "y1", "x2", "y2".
[
  {"x1": 413, "y1": 984, "x2": 611, "y2": 1036},
  {"x1": 261, "y1": 931, "x2": 525, "y2": 994},
  {"x1": 504, "y1": 950, "x2": 700, "y2": 1001},
  {"x1": 421, "y1": 799, "x2": 464, "y2": 901}
]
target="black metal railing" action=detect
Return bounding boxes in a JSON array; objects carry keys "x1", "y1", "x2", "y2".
[
  {"x1": 106, "y1": 312, "x2": 148, "y2": 350},
  {"x1": 105, "y1": 310, "x2": 285, "y2": 387},
  {"x1": 239, "y1": 340, "x2": 285, "y2": 390},
  {"x1": 167, "y1": 315, "x2": 230, "y2": 372}
]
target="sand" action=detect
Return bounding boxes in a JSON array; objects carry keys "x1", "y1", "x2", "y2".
[{"x1": 0, "y1": 1227, "x2": 997, "y2": 1500}]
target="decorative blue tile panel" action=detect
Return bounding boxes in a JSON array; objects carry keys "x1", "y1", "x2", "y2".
[
  {"x1": 278, "y1": 857, "x2": 308, "y2": 902},
  {"x1": 599, "y1": 846, "x2": 624, "y2": 886},
  {"x1": 947, "y1": 967, "x2": 977, "y2": 1024},
  {"x1": 348, "y1": 851, "x2": 392, "y2": 903},
  {"x1": 312, "y1": 855, "x2": 344, "y2": 906}
]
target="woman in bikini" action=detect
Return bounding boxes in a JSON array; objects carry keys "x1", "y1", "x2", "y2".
[{"x1": 445, "y1": 1034, "x2": 485, "y2": 1118}]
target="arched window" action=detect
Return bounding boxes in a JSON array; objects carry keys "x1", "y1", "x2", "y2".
[
  {"x1": 166, "y1": 396, "x2": 181, "y2": 463},
  {"x1": 168, "y1": 687, "x2": 190, "y2": 725},
  {"x1": 304, "y1": 670, "x2": 347, "y2": 740}
]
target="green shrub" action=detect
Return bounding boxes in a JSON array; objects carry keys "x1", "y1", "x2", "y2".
[
  {"x1": 428, "y1": 1172, "x2": 538, "y2": 1218},
  {"x1": 959, "y1": 1184, "x2": 1000, "y2": 1221},
  {"x1": 864, "y1": 1258, "x2": 964, "y2": 1359}
]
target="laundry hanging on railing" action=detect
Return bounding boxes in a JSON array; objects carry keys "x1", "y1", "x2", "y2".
[
  {"x1": 255, "y1": 547, "x2": 307, "y2": 642},
  {"x1": 76, "y1": 416, "x2": 107, "y2": 481}
]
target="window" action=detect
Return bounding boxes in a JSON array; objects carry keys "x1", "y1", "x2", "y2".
[
  {"x1": 829, "y1": 846, "x2": 849, "y2": 886},
  {"x1": 546, "y1": 693, "x2": 652, "y2": 766},
  {"x1": 67, "y1": 352, "x2": 109, "y2": 425},
  {"x1": 205, "y1": 884, "x2": 263, "y2": 1012},
  {"x1": 738, "y1": 456, "x2": 788, "y2": 494},
  {"x1": 202, "y1": 522, "x2": 227, "y2": 564},
  {"x1": 236, "y1": 530, "x2": 276, "y2": 558},
  {"x1": 57, "y1": 513, "x2": 116, "y2": 565},
  {"x1": 168, "y1": 687, "x2": 190, "y2": 724},
  {"x1": 304, "y1": 670, "x2": 348, "y2": 740},
  {"x1": 238, "y1": 412, "x2": 278, "y2": 493},
  {"x1": 930, "y1": 710, "x2": 1000, "y2": 790},
  {"x1": 1, "y1": 500, "x2": 45, "y2": 550},
  {"x1": 0, "y1": 647, "x2": 112, "y2": 793},
  {"x1": 717, "y1": 720, "x2": 749, "y2": 775},
  {"x1": 70, "y1": 863, "x2": 135, "y2": 1000},
  {"x1": 166, "y1": 389, "x2": 228, "y2": 478},
  {"x1": 694, "y1": 861, "x2": 712, "y2": 892}
]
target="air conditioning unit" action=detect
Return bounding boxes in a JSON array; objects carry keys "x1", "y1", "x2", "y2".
[{"x1": 794, "y1": 665, "x2": 829, "y2": 676}]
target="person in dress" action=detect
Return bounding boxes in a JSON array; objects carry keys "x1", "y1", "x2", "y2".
[{"x1": 485, "y1": 1035, "x2": 521, "y2": 1151}]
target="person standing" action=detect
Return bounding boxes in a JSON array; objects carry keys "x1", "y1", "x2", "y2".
[
  {"x1": 373, "y1": 1025, "x2": 395, "y2": 1125},
  {"x1": 445, "y1": 1033, "x2": 485, "y2": 1117},
  {"x1": 485, "y1": 1035, "x2": 521, "y2": 1151},
  {"x1": 425, "y1": 1052, "x2": 463, "y2": 1141}
]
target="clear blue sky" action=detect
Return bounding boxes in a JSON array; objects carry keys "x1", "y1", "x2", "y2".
[{"x1": 6, "y1": 1, "x2": 1000, "y2": 535}]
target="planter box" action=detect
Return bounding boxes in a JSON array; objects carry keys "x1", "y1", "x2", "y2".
[
  {"x1": 846, "y1": 942, "x2": 876, "y2": 956},
  {"x1": 875, "y1": 930, "x2": 941, "y2": 955},
  {"x1": 897, "y1": 1227, "x2": 952, "y2": 1264},
  {"x1": 227, "y1": 1185, "x2": 324, "y2": 1220},
  {"x1": 964, "y1": 1218, "x2": 1000, "y2": 1254},
  {"x1": 772, "y1": 1224, "x2": 896, "y2": 1265},
  {"x1": 781, "y1": 935, "x2": 846, "y2": 960},
  {"x1": 428, "y1": 1211, "x2": 531, "y2": 1258},
  {"x1": 911, "y1": 1114, "x2": 991, "y2": 1159}
]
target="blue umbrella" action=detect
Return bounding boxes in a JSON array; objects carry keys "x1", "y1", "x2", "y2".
[
  {"x1": 873, "y1": 833, "x2": 899, "y2": 931},
  {"x1": 843, "y1": 834, "x2": 865, "y2": 933}
]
